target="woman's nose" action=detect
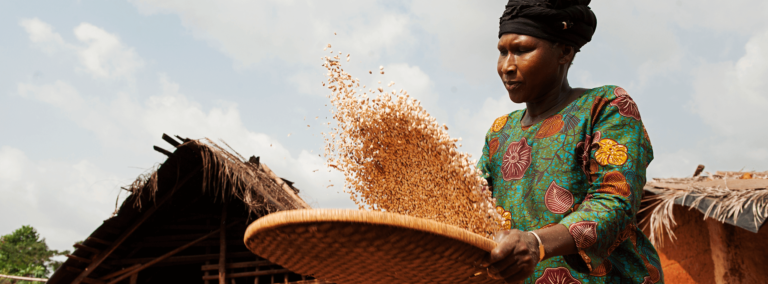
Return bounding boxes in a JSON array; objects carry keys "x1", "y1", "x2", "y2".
[{"x1": 501, "y1": 56, "x2": 517, "y2": 74}]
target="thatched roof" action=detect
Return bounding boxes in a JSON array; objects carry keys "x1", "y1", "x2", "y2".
[
  {"x1": 641, "y1": 170, "x2": 768, "y2": 247},
  {"x1": 130, "y1": 135, "x2": 310, "y2": 213},
  {"x1": 47, "y1": 134, "x2": 318, "y2": 284}
]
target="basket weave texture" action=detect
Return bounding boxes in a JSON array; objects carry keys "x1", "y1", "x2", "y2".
[{"x1": 244, "y1": 209, "x2": 504, "y2": 284}]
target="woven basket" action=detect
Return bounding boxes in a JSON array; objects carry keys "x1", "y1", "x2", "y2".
[{"x1": 243, "y1": 209, "x2": 503, "y2": 284}]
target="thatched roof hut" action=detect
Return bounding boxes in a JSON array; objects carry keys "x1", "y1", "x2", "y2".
[
  {"x1": 640, "y1": 168, "x2": 768, "y2": 284},
  {"x1": 47, "y1": 134, "x2": 329, "y2": 284}
]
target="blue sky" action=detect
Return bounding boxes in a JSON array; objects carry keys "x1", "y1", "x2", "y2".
[{"x1": 2, "y1": 0, "x2": 768, "y2": 251}]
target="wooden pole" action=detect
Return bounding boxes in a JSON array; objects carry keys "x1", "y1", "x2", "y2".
[
  {"x1": 219, "y1": 201, "x2": 228, "y2": 284},
  {"x1": 204, "y1": 217, "x2": 211, "y2": 284},
  {"x1": 201, "y1": 269, "x2": 292, "y2": 281},
  {"x1": 0, "y1": 274, "x2": 47, "y2": 282},
  {"x1": 73, "y1": 243, "x2": 101, "y2": 254},
  {"x1": 201, "y1": 261, "x2": 273, "y2": 271},
  {"x1": 129, "y1": 272, "x2": 138, "y2": 284},
  {"x1": 106, "y1": 222, "x2": 238, "y2": 284},
  {"x1": 693, "y1": 164, "x2": 706, "y2": 177},
  {"x1": 254, "y1": 262, "x2": 260, "y2": 284},
  {"x1": 72, "y1": 165, "x2": 202, "y2": 284},
  {"x1": 98, "y1": 264, "x2": 141, "y2": 281},
  {"x1": 111, "y1": 252, "x2": 254, "y2": 266}
]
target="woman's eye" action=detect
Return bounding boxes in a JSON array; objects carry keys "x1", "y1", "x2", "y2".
[{"x1": 516, "y1": 48, "x2": 532, "y2": 54}]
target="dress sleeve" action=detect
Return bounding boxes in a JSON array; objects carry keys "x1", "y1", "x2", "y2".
[
  {"x1": 477, "y1": 129, "x2": 493, "y2": 192},
  {"x1": 559, "y1": 86, "x2": 653, "y2": 273}
]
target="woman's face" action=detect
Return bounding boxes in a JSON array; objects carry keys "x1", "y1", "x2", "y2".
[{"x1": 497, "y1": 33, "x2": 564, "y2": 104}]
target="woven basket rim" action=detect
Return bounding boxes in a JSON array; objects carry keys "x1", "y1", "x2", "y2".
[{"x1": 244, "y1": 209, "x2": 497, "y2": 253}]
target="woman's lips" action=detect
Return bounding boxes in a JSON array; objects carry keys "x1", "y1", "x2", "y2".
[{"x1": 505, "y1": 81, "x2": 521, "y2": 91}]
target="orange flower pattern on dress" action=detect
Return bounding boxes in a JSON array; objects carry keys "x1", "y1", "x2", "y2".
[
  {"x1": 595, "y1": 138, "x2": 628, "y2": 166},
  {"x1": 489, "y1": 137, "x2": 500, "y2": 157},
  {"x1": 535, "y1": 114, "x2": 565, "y2": 138},
  {"x1": 586, "y1": 159, "x2": 600, "y2": 183},
  {"x1": 477, "y1": 86, "x2": 658, "y2": 283},
  {"x1": 590, "y1": 97, "x2": 610, "y2": 124},
  {"x1": 535, "y1": 267, "x2": 582, "y2": 284},
  {"x1": 501, "y1": 137, "x2": 532, "y2": 181},
  {"x1": 492, "y1": 115, "x2": 508, "y2": 132},
  {"x1": 611, "y1": 87, "x2": 641, "y2": 120},
  {"x1": 590, "y1": 259, "x2": 612, "y2": 277},
  {"x1": 544, "y1": 181, "x2": 574, "y2": 214},
  {"x1": 597, "y1": 171, "x2": 632, "y2": 197},
  {"x1": 496, "y1": 206, "x2": 513, "y2": 230},
  {"x1": 579, "y1": 250, "x2": 593, "y2": 271}
]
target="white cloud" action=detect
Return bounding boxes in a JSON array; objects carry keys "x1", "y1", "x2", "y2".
[
  {"x1": 19, "y1": 17, "x2": 71, "y2": 55},
  {"x1": 19, "y1": 18, "x2": 144, "y2": 80},
  {"x1": 17, "y1": 17, "x2": 354, "y2": 211},
  {"x1": 589, "y1": 1, "x2": 684, "y2": 89},
  {"x1": 409, "y1": 0, "x2": 505, "y2": 82},
  {"x1": 18, "y1": 80, "x2": 84, "y2": 111},
  {"x1": 130, "y1": 0, "x2": 415, "y2": 67},
  {"x1": 688, "y1": 29, "x2": 768, "y2": 165},
  {"x1": 0, "y1": 146, "x2": 127, "y2": 250},
  {"x1": 17, "y1": 74, "x2": 354, "y2": 210},
  {"x1": 664, "y1": 0, "x2": 768, "y2": 34},
  {"x1": 73, "y1": 23, "x2": 145, "y2": 79}
]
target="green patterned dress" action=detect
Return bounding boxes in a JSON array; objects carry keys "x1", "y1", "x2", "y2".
[{"x1": 477, "y1": 85, "x2": 662, "y2": 283}]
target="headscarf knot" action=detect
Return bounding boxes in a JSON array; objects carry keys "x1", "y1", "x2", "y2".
[{"x1": 499, "y1": 0, "x2": 597, "y2": 50}]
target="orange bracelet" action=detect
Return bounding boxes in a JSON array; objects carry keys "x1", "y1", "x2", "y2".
[{"x1": 529, "y1": 231, "x2": 545, "y2": 262}]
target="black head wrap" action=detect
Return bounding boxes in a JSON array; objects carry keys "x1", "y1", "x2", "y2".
[{"x1": 499, "y1": 0, "x2": 597, "y2": 50}]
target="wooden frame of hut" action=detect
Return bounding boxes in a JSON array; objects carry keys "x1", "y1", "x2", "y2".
[
  {"x1": 640, "y1": 168, "x2": 768, "y2": 284},
  {"x1": 47, "y1": 134, "x2": 331, "y2": 284}
]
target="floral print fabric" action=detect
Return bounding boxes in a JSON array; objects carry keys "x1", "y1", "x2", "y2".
[{"x1": 477, "y1": 86, "x2": 662, "y2": 283}]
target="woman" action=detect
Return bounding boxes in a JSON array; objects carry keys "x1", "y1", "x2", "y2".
[{"x1": 477, "y1": 1, "x2": 662, "y2": 283}]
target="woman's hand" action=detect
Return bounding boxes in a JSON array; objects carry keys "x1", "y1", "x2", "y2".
[{"x1": 482, "y1": 229, "x2": 539, "y2": 283}]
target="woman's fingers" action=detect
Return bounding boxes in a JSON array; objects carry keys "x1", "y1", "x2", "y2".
[
  {"x1": 497, "y1": 259, "x2": 524, "y2": 279},
  {"x1": 500, "y1": 253, "x2": 534, "y2": 281},
  {"x1": 498, "y1": 236, "x2": 534, "y2": 280},
  {"x1": 491, "y1": 250, "x2": 521, "y2": 277},
  {"x1": 489, "y1": 230, "x2": 519, "y2": 264},
  {"x1": 485, "y1": 229, "x2": 538, "y2": 282}
]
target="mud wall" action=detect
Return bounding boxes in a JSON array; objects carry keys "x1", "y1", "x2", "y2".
[{"x1": 642, "y1": 204, "x2": 768, "y2": 284}]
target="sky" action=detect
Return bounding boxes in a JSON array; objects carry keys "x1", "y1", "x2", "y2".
[{"x1": 2, "y1": 0, "x2": 768, "y2": 252}]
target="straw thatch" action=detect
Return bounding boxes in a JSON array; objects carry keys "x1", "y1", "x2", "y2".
[
  {"x1": 47, "y1": 134, "x2": 317, "y2": 284},
  {"x1": 125, "y1": 137, "x2": 309, "y2": 214},
  {"x1": 641, "y1": 171, "x2": 768, "y2": 247}
]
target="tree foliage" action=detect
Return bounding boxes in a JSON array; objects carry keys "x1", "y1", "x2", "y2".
[{"x1": 0, "y1": 226, "x2": 69, "y2": 283}]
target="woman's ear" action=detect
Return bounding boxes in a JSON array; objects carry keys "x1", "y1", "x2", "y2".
[{"x1": 559, "y1": 44, "x2": 575, "y2": 65}]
